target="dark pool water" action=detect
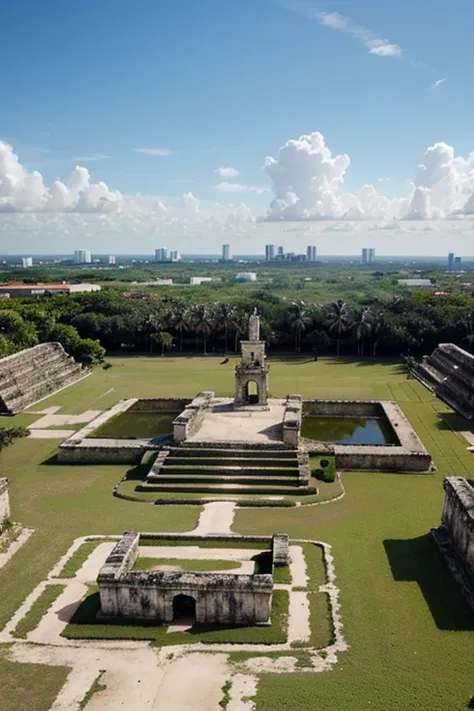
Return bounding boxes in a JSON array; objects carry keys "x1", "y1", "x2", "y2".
[
  {"x1": 90, "y1": 411, "x2": 180, "y2": 438},
  {"x1": 301, "y1": 416, "x2": 398, "y2": 445}
]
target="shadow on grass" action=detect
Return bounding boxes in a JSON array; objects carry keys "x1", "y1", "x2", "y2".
[
  {"x1": 434, "y1": 411, "x2": 474, "y2": 433},
  {"x1": 384, "y1": 534, "x2": 474, "y2": 631},
  {"x1": 125, "y1": 462, "x2": 152, "y2": 482}
]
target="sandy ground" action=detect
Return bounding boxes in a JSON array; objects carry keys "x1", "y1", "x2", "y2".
[
  {"x1": 288, "y1": 591, "x2": 310, "y2": 642},
  {"x1": 29, "y1": 410, "x2": 102, "y2": 429},
  {"x1": 190, "y1": 500, "x2": 236, "y2": 534},
  {"x1": 187, "y1": 397, "x2": 286, "y2": 444},
  {"x1": 289, "y1": 545, "x2": 309, "y2": 588},
  {"x1": 11, "y1": 645, "x2": 232, "y2": 711},
  {"x1": 28, "y1": 429, "x2": 76, "y2": 439}
]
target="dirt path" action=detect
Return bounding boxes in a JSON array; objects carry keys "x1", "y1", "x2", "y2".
[
  {"x1": 151, "y1": 653, "x2": 229, "y2": 711},
  {"x1": 189, "y1": 501, "x2": 236, "y2": 534}
]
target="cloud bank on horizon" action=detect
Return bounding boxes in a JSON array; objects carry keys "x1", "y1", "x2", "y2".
[{"x1": 1, "y1": 133, "x2": 474, "y2": 233}]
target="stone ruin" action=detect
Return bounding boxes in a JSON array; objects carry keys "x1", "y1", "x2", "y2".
[
  {"x1": 416, "y1": 343, "x2": 474, "y2": 420},
  {"x1": 432, "y1": 476, "x2": 474, "y2": 608},
  {"x1": 234, "y1": 309, "x2": 269, "y2": 407},
  {"x1": 0, "y1": 342, "x2": 86, "y2": 415},
  {"x1": 0, "y1": 478, "x2": 10, "y2": 534},
  {"x1": 97, "y1": 532, "x2": 289, "y2": 625}
]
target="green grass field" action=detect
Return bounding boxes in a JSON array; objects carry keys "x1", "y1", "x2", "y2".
[{"x1": 0, "y1": 355, "x2": 473, "y2": 710}]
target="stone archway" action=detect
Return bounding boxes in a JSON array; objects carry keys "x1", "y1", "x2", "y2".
[
  {"x1": 246, "y1": 380, "x2": 259, "y2": 404},
  {"x1": 172, "y1": 594, "x2": 196, "y2": 620}
]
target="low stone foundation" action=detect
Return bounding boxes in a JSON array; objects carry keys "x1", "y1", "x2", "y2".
[
  {"x1": 302, "y1": 399, "x2": 432, "y2": 473},
  {"x1": 431, "y1": 476, "x2": 474, "y2": 608},
  {"x1": 0, "y1": 478, "x2": 10, "y2": 533},
  {"x1": 58, "y1": 398, "x2": 181, "y2": 464},
  {"x1": 97, "y1": 531, "x2": 288, "y2": 625},
  {"x1": 173, "y1": 391, "x2": 214, "y2": 443}
]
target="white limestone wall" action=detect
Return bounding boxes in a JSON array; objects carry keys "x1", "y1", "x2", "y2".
[{"x1": 0, "y1": 478, "x2": 10, "y2": 532}]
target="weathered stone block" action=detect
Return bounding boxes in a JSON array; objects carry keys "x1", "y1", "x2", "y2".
[{"x1": 0, "y1": 478, "x2": 10, "y2": 533}]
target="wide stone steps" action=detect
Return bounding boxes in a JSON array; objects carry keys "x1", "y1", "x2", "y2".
[
  {"x1": 166, "y1": 447, "x2": 296, "y2": 459},
  {"x1": 147, "y1": 473, "x2": 299, "y2": 486},
  {"x1": 0, "y1": 342, "x2": 85, "y2": 414},
  {"x1": 160, "y1": 464, "x2": 299, "y2": 475},
  {"x1": 164, "y1": 456, "x2": 298, "y2": 468},
  {"x1": 137, "y1": 482, "x2": 311, "y2": 495}
]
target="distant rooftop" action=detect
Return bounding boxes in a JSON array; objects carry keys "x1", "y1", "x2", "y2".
[{"x1": 397, "y1": 278, "x2": 433, "y2": 287}]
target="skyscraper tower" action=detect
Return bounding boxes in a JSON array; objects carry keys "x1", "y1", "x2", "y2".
[
  {"x1": 306, "y1": 245, "x2": 317, "y2": 262},
  {"x1": 265, "y1": 244, "x2": 275, "y2": 261},
  {"x1": 222, "y1": 244, "x2": 231, "y2": 262}
]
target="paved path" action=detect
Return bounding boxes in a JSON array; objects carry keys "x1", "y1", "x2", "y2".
[{"x1": 189, "y1": 501, "x2": 236, "y2": 534}]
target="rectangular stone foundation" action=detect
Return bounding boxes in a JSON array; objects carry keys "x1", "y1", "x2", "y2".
[{"x1": 97, "y1": 532, "x2": 288, "y2": 625}]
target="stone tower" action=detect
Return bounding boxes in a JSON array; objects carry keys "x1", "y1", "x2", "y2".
[{"x1": 234, "y1": 309, "x2": 269, "y2": 406}]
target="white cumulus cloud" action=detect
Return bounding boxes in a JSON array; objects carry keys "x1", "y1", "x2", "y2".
[
  {"x1": 217, "y1": 166, "x2": 240, "y2": 178},
  {"x1": 263, "y1": 131, "x2": 474, "y2": 222},
  {"x1": 134, "y1": 148, "x2": 175, "y2": 156},
  {"x1": 215, "y1": 182, "x2": 267, "y2": 194},
  {"x1": 0, "y1": 141, "x2": 121, "y2": 213}
]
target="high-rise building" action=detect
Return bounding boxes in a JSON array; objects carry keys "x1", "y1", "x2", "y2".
[
  {"x1": 448, "y1": 252, "x2": 455, "y2": 270},
  {"x1": 108, "y1": 255, "x2": 116, "y2": 265},
  {"x1": 155, "y1": 248, "x2": 169, "y2": 262},
  {"x1": 306, "y1": 245, "x2": 317, "y2": 262},
  {"x1": 222, "y1": 244, "x2": 231, "y2": 262},
  {"x1": 454, "y1": 256, "x2": 462, "y2": 268},
  {"x1": 277, "y1": 246, "x2": 284, "y2": 257},
  {"x1": 362, "y1": 248, "x2": 375, "y2": 264},
  {"x1": 74, "y1": 249, "x2": 92, "y2": 264},
  {"x1": 21, "y1": 257, "x2": 33, "y2": 268},
  {"x1": 170, "y1": 250, "x2": 181, "y2": 262},
  {"x1": 265, "y1": 244, "x2": 275, "y2": 261}
]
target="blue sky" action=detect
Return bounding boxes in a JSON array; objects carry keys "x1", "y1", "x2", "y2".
[{"x1": 1, "y1": 0, "x2": 474, "y2": 255}]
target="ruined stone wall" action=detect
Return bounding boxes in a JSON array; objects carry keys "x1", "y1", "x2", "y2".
[
  {"x1": 0, "y1": 342, "x2": 86, "y2": 415},
  {"x1": 417, "y1": 343, "x2": 474, "y2": 419},
  {"x1": 173, "y1": 391, "x2": 214, "y2": 443},
  {"x1": 98, "y1": 531, "x2": 280, "y2": 625},
  {"x1": 441, "y1": 477, "x2": 474, "y2": 583},
  {"x1": 334, "y1": 446, "x2": 432, "y2": 472},
  {"x1": 283, "y1": 394, "x2": 302, "y2": 448},
  {"x1": 0, "y1": 478, "x2": 10, "y2": 533}
]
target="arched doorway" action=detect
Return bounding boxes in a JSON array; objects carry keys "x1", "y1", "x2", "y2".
[
  {"x1": 246, "y1": 380, "x2": 259, "y2": 404},
  {"x1": 172, "y1": 594, "x2": 196, "y2": 620}
]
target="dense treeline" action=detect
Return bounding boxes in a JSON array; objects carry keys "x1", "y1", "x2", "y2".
[{"x1": 0, "y1": 287, "x2": 473, "y2": 361}]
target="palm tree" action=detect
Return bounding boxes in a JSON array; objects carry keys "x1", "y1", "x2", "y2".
[
  {"x1": 189, "y1": 305, "x2": 213, "y2": 354},
  {"x1": 352, "y1": 307, "x2": 372, "y2": 357},
  {"x1": 371, "y1": 311, "x2": 385, "y2": 357},
  {"x1": 232, "y1": 309, "x2": 247, "y2": 352},
  {"x1": 325, "y1": 299, "x2": 350, "y2": 356},
  {"x1": 287, "y1": 301, "x2": 309, "y2": 353},
  {"x1": 172, "y1": 305, "x2": 189, "y2": 352},
  {"x1": 214, "y1": 303, "x2": 236, "y2": 353}
]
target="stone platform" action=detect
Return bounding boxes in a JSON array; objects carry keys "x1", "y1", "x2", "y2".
[{"x1": 186, "y1": 397, "x2": 286, "y2": 447}]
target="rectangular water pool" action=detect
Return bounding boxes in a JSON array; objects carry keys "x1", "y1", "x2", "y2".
[
  {"x1": 89, "y1": 411, "x2": 180, "y2": 438},
  {"x1": 301, "y1": 416, "x2": 398, "y2": 445}
]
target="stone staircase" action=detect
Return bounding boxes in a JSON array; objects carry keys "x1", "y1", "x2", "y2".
[
  {"x1": 137, "y1": 446, "x2": 313, "y2": 498},
  {"x1": 416, "y1": 343, "x2": 474, "y2": 420},
  {"x1": 0, "y1": 342, "x2": 86, "y2": 415}
]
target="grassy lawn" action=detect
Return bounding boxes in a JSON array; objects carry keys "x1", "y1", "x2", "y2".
[
  {"x1": 62, "y1": 586, "x2": 289, "y2": 646},
  {"x1": 132, "y1": 557, "x2": 240, "y2": 571},
  {"x1": 0, "y1": 646, "x2": 70, "y2": 711},
  {"x1": 0, "y1": 355, "x2": 473, "y2": 710}
]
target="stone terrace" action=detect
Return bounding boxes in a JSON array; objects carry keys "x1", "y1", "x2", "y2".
[{"x1": 0, "y1": 342, "x2": 86, "y2": 415}]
